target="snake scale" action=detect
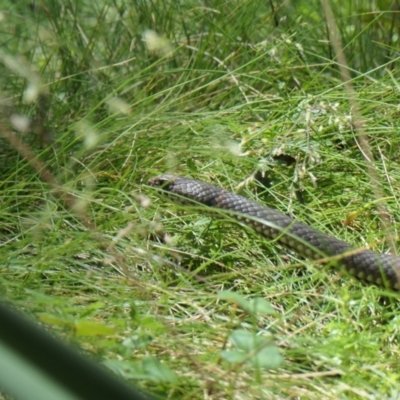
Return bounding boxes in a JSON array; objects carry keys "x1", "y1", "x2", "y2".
[{"x1": 149, "y1": 175, "x2": 400, "y2": 291}]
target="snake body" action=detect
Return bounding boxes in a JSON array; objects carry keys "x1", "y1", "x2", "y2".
[{"x1": 149, "y1": 175, "x2": 400, "y2": 290}]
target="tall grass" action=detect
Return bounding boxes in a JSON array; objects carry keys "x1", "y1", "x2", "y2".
[{"x1": 1, "y1": 1, "x2": 400, "y2": 398}]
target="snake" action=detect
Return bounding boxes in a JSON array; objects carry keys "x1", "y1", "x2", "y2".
[{"x1": 148, "y1": 174, "x2": 400, "y2": 291}]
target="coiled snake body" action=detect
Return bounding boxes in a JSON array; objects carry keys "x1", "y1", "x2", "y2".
[{"x1": 149, "y1": 175, "x2": 400, "y2": 291}]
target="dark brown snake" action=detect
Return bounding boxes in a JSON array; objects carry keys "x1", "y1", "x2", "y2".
[{"x1": 149, "y1": 175, "x2": 400, "y2": 291}]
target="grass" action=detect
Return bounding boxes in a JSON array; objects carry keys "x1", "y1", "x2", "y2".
[{"x1": 2, "y1": 0, "x2": 400, "y2": 398}]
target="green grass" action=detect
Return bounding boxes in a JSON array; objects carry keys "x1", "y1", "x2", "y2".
[{"x1": 2, "y1": 0, "x2": 400, "y2": 398}]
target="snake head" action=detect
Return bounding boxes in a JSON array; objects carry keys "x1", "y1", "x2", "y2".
[
  {"x1": 148, "y1": 174, "x2": 176, "y2": 188},
  {"x1": 148, "y1": 175, "x2": 204, "y2": 205},
  {"x1": 148, "y1": 174, "x2": 177, "y2": 191}
]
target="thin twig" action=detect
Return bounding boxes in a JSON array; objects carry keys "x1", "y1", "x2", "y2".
[
  {"x1": 321, "y1": 0, "x2": 396, "y2": 254},
  {"x1": 0, "y1": 124, "x2": 133, "y2": 276}
]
